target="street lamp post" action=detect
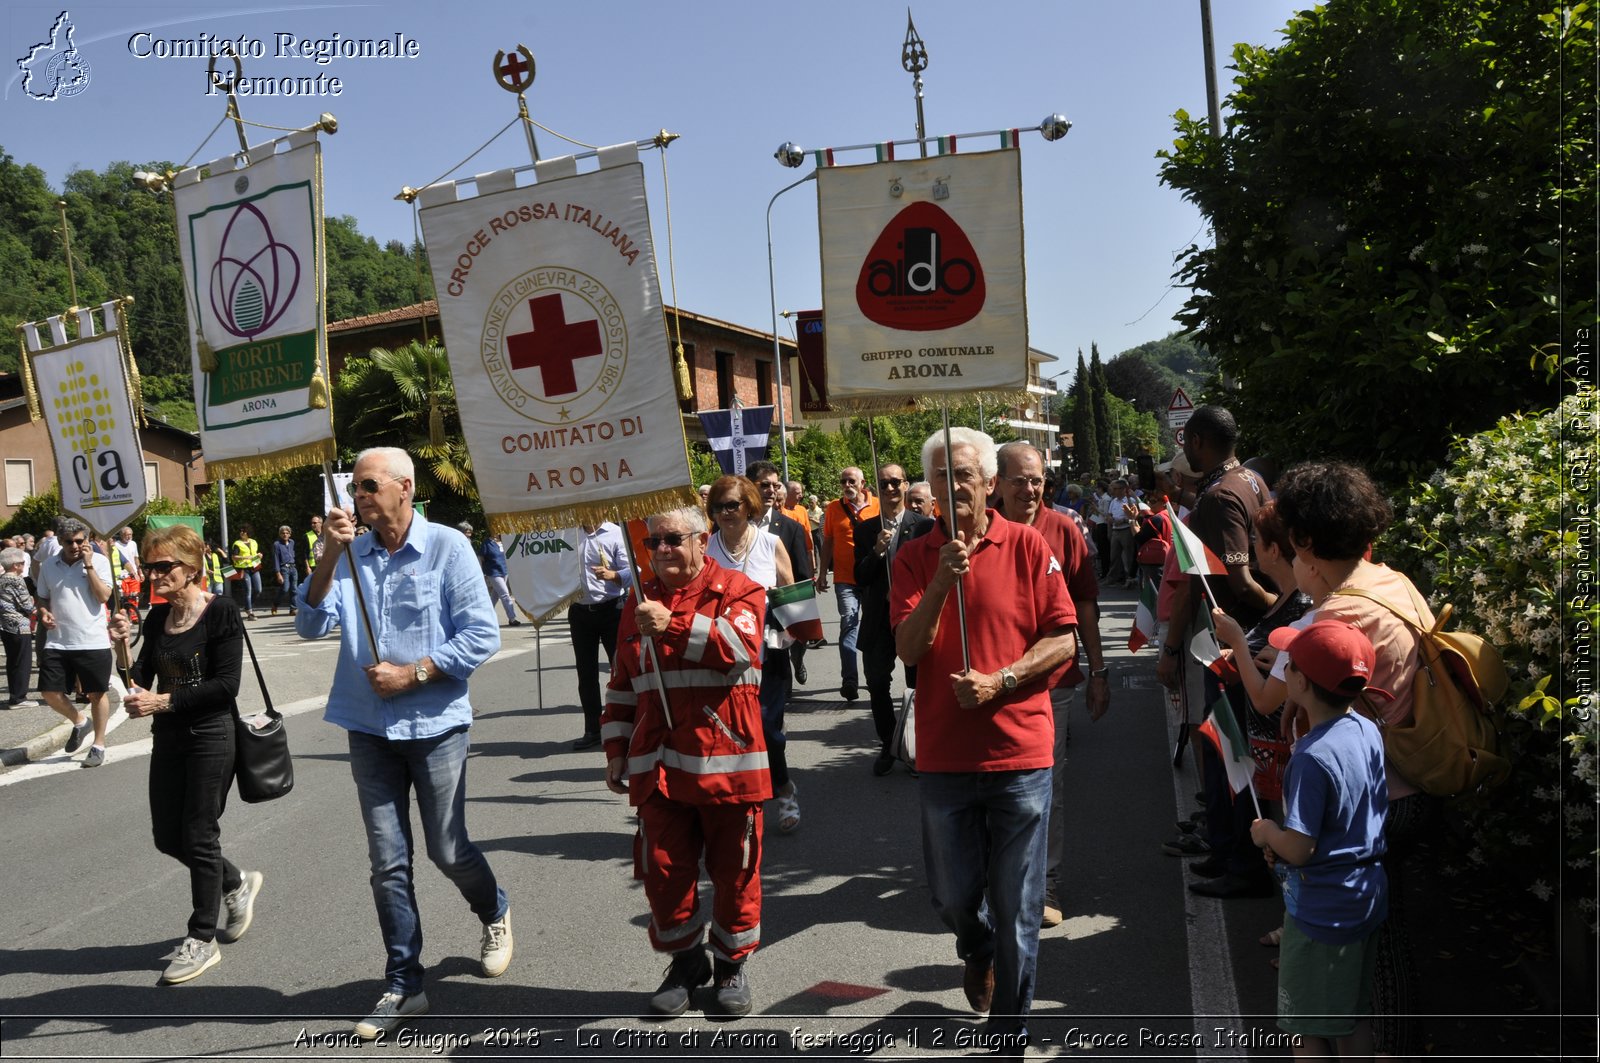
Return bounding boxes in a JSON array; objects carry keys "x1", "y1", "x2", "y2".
[{"x1": 766, "y1": 146, "x2": 816, "y2": 484}]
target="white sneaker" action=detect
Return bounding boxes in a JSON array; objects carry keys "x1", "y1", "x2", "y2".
[
  {"x1": 160, "y1": 936, "x2": 221, "y2": 984},
  {"x1": 81, "y1": 746, "x2": 106, "y2": 768},
  {"x1": 354, "y1": 990, "x2": 429, "y2": 1040},
  {"x1": 219, "y1": 870, "x2": 263, "y2": 943},
  {"x1": 481, "y1": 909, "x2": 513, "y2": 977}
]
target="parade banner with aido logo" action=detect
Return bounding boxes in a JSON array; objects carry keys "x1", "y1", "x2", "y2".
[
  {"x1": 817, "y1": 148, "x2": 1028, "y2": 411},
  {"x1": 173, "y1": 130, "x2": 335, "y2": 479},
  {"x1": 420, "y1": 148, "x2": 693, "y2": 534},
  {"x1": 20, "y1": 301, "x2": 148, "y2": 536}
]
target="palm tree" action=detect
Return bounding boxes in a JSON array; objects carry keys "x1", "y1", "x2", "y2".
[{"x1": 335, "y1": 340, "x2": 476, "y2": 503}]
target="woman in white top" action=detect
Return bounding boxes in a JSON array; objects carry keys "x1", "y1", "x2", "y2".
[{"x1": 704, "y1": 475, "x2": 801, "y2": 832}]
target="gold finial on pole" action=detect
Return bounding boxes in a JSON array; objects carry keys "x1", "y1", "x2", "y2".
[{"x1": 492, "y1": 44, "x2": 541, "y2": 164}]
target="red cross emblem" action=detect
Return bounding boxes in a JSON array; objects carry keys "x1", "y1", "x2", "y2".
[
  {"x1": 506, "y1": 294, "x2": 603, "y2": 398},
  {"x1": 493, "y1": 46, "x2": 535, "y2": 94}
]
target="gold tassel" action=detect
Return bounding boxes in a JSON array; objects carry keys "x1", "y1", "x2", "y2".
[
  {"x1": 674, "y1": 343, "x2": 693, "y2": 401},
  {"x1": 198, "y1": 338, "x2": 218, "y2": 374},
  {"x1": 307, "y1": 369, "x2": 329, "y2": 410},
  {"x1": 428, "y1": 400, "x2": 445, "y2": 447}
]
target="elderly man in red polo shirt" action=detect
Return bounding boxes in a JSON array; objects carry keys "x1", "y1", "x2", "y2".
[{"x1": 891, "y1": 428, "x2": 1077, "y2": 1054}]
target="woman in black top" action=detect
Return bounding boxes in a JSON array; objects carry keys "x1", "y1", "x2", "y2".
[{"x1": 111, "y1": 524, "x2": 263, "y2": 985}]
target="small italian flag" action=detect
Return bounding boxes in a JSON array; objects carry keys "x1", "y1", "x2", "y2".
[
  {"x1": 1128, "y1": 577, "x2": 1158, "y2": 653},
  {"x1": 1168, "y1": 504, "x2": 1228, "y2": 576},
  {"x1": 1197, "y1": 695, "x2": 1255, "y2": 798},
  {"x1": 814, "y1": 148, "x2": 836, "y2": 168},
  {"x1": 875, "y1": 141, "x2": 895, "y2": 162},
  {"x1": 936, "y1": 134, "x2": 957, "y2": 155},
  {"x1": 999, "y1": 128, "x2": 1021, "y2": 149},
  {"x1": 767, "y1": 579, "x2": 825, "y2": 643}
]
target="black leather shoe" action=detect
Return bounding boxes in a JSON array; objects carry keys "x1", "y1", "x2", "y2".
[
  {"x1": 871, "y1": 752, "x2": 895, "y2": 777},
  {"x1": 1188, "y1": 874, "x2": 1277, "y2": 899},
  {"x1": 571, "y1": 732, "x2": 602, "y2": 751},
  {"x1": 712, "y1": 961, "x2": 752, "y2": 1018},
  {"x1": 840, "y1": 683, "x2": 859, "y2": 702},
  {"x1": 649, "y1": 948, "x2": 711, "y2": 1018},
  {"x1": 793, "y1": 660, "x2": 808, "y2": 684},
  {"x1": 1189, "y1": 854, "x2": 1229, "y2": 879}
]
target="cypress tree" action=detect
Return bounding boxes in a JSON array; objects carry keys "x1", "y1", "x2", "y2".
[
  {"x1": 1090, "y1": 342, "x2": 1115, "y2": 475},
  {"x1": 1070, "y1": 349, "x2": 1100, "y2": 479}
]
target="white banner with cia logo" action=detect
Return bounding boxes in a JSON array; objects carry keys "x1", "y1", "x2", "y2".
[
  {"x1": 21, "y1": 302, "x2": 148, "y2": 536},
  {"x1": 420, "y1": 150, "x2": 693, "y2": 534},
  {"x1": 501, "y1": 528, "x2": 583, "y2": 627},
  {"x1": 817, "y1": 148, "x2": 1028, "y2": 411}
]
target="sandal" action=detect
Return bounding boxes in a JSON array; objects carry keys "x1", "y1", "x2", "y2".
[
  {"x1": 776, "y1": 784, "x2": 800, "y2": 833},
  {"x1": 1259, "y1": 926, "x2": 1283, "y2": 948}
]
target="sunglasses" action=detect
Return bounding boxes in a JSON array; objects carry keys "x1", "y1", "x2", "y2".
[
  {"x1": 67, "y1": 538, "x2": 87, "y2": 546},
  {"x1": 643, "y1": 533, "x2": 691, "y2": 550},
  {"x1": 143, "y1": 559, "x2": 182, "y2": 575},
  {"x1": 879, "y1": 477, "x2": 905, "y2": 490},
  {"x1": 345, "y1": 477, "x2": 399, "y2": 497},
  {"x1": 710, "y1": 500, "x2": 744, "y2": 514}
]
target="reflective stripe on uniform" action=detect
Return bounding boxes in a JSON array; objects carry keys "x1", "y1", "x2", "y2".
[
  {"x1": 685, "y1": 613, "x2": 713, "y2": 663},
  {"x1": 631, "y1": 669, "x2": 761, "y2": 694},
  {"x1": 606, "y1": 688, "x2": 639, "y2": 706},
  {"x1": 653, "y1": 909, "x2": 707, "y2": 945},
  {"x1": 711, "y1": 919, "x2": 760, "y2": 952},
  {"x1": 714, "y1": 617, "x2": 752, "y2": 673},
  {"x1": 601, "y1": 720, "x2": 634, "y2": 743},
  {"x1": 628, "y1": 747, "x2": 771, "y2": 777}
]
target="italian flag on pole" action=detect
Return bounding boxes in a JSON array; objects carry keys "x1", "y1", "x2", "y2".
[
  {"x1": 767, "y1": 580, "x2": 825, "y2": 643},
  {"x1": 1128, "y1": 577, "x2": 1158, "y2": 653},
  {"x1": 1167, "y1": 504, "x2": 1228, "y2": 576},
  {"x1": 1197, "y1": 695, "x2": 1256, "y2": 798}
]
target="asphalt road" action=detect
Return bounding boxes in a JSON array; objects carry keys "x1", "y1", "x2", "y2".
[{"x1": 0, "y1": 585, "x2": 1289, "y2": 1061}]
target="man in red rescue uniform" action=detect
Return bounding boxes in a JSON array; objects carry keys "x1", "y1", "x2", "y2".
[{"x1": 602, "y1": 505, "x2": 771, "y2": 1019}]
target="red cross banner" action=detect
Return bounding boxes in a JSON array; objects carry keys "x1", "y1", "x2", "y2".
[
  {"x1": 19, "y1": 301, "x2": 149, "y2": 536},
  {"x1": 817, "y1": 148, "x2": 1029, "y2": 412},
  {"x1": 419, "y1": 147, "x2": 693, "y2": 533},
  {"x1": 172, "y1": 129, "x2": 336, "y2": 479}
]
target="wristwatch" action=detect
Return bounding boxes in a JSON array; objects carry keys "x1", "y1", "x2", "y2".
[
  {"x1": 414, "y1": 660, "x2": 431, "y2": 685},
  {"x1": 1162, "y1": 644, "x2": 1182, "y2": 657},
  {"x1": 1090, "y1": 666, "x2": 1110, "y2": 679},
  {"x1": 998, "y1": 667, "x2": 1018, "y2": 692}
]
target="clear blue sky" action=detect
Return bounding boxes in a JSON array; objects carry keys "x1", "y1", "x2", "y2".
[{"x1": 3, "y1": 0, "x2": 1306, "y2": 384}]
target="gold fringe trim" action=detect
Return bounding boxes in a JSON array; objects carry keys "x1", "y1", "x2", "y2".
[
  {"x1": 115, "y1": 299, "x2": 145, "y2": 427},
  {"x1": 673, "y1": 344, "x2": 693, "y2": 402},
  {"x1": 485, "y1": 485, "x2": 698, "y2": 538},
  {"x1": 19, "y1": 331, "x2": 41, "y2": 421},
  {"x1": 519, "y1": 588, "x2": 582, "y2": 629},
  {"x1": 823, "y1": 387, "x2": 1034, "y2": 415},
  {"x1": 206, "y1": 437, "x2": 337, "y2": 481},
  {"x1": 197, "y1": 338, "x2": 218, "y2": 374}
]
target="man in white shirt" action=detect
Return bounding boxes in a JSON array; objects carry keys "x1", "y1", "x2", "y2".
[
  {"x1": 1104, "y1": 479, "x2": 1139, "y2": 587},
  {"x1": 36, "y1": 518, "x2": 114, "y2": 766},
  {"x1": 569, "y1": 522, "x2": 634, "y2": 750}
]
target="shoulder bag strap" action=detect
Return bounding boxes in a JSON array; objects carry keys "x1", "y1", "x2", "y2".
[{"x1": 236, "y1": 618, "x2": 280, "y2": 721}]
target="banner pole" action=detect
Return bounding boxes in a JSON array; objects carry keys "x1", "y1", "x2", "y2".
[
  {"x1": 535, "y1": 624, "x2": 544, "y2": 712},
  {"x1": 939, "y1": 403, "x2": 972, "y2": 672},
  {"x1": 616, "y1": 512, "x2": 676, "y2": 730},
  {"x1": 321, "y1": 461, "x2": 381, "y2": 664}
]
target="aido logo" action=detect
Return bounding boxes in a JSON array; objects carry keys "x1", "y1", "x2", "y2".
[{"x1": 856, "y1": 202, "x2": 985, "y2": 331}]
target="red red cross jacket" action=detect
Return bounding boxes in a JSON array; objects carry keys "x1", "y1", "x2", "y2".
[{"x1": 602, "y1": 557, "x2": 772, "y2": 806}]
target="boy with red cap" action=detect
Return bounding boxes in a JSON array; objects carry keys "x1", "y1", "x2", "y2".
[{"x1": 1250, "y1": 619, "x2": 1390, "y2": 1058}]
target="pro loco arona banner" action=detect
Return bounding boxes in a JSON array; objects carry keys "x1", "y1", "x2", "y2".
[
  {"x1": 19, "y1": 300, "x2": 149, "y2": 536},
  {"x1": 173, "y1": 129, "x2": 335, "y2": 478},
  {"x1": 419, "y1": 144, "x2": 693, "y2": 534},
  {"x1": 817, "y1": 148, "x2": 1029, "y2": 412}
]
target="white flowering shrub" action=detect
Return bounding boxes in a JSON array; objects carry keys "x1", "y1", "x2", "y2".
[{"x1": 1383, "y1": 389, "x2": 1598, "y2": 931}]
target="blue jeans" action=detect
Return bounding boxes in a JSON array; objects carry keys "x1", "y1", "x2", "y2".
[
  {"x1": 834, "y1": 583, "x2": 863, "y2": 686},
  {"x1": 238, "y1": 570, "x2": 261, "y2": 613},
  {"x1": 347, "y1": 727, "x2": 507, "y2": 995},
  {"x1": 758, "y1": 642, "x2": 792, "y2": 790},
  {"x1": 274, "y1": 569, "x2": 299, "y2": 610},
  {"x1": 920, "y1": 767, "x2": 1051, "y2": 1041}
]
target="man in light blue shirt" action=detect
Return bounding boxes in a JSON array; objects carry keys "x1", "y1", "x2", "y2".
[
  {"x1": 568, "y1": 521, "x2": 633, "y2": 750},
  {"x1": 297, "y1": 447, "x2": 511, "y2": 1041}
]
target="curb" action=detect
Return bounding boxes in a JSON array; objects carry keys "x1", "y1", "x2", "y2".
[{"x1": 0, "y1": 719, "x2": 72, "y2": 767}]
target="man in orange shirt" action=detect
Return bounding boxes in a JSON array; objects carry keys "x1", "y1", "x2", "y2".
[{"x1": 815, "y1": 467, "x2": 878, "y2": 701}]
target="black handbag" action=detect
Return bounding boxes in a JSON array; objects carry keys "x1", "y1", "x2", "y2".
[{"x1": 234, "y1": 622, "x2": 293, "y2": 802}]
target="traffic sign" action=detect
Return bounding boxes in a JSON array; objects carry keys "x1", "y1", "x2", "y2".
[{"x1": 1166, "y1": 386, "x2": 1195, "y2": 428}]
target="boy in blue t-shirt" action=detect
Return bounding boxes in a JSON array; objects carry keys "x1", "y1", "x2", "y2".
[{"x1": 1250, "y1": 619, "x2": 1390, "y2": 1057}]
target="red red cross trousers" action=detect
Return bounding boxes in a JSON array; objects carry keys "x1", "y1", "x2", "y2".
[
  {"x1": 496, "y1": 51, "x2": 529, "y2": 86},
  {"x1": 506, "y1": 294, "x2": 603, "y2": 397}
]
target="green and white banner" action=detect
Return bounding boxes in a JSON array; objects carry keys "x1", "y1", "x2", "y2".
[
  {"x1": 173, "y1": 129, "x2": 334, "y2": 478},
  {"x1": 502, "y1": 528, "x2": 583, "y2": 627}
]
